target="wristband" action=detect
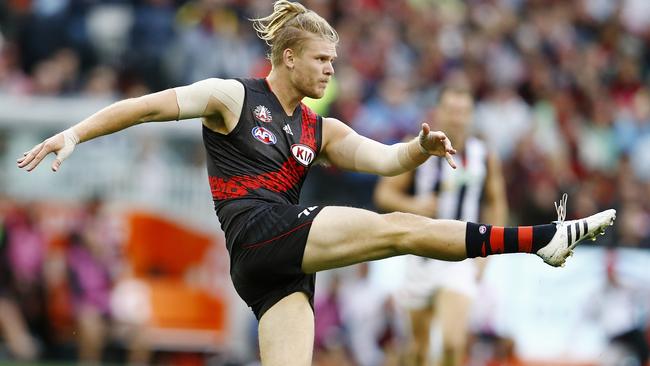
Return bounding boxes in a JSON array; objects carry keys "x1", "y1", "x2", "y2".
[{"x1": 62, "y1": 128, "x2": 80, "y2": 145}]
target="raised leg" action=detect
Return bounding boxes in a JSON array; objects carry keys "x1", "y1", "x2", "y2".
[
  {"x1": 303, "y1": 205, "x2": 616, "y2": 272},
  {"x1": 303, "y1": 206, "x2": 466, "y2": 273}
]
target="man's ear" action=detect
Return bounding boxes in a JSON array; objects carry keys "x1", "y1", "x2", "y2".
[{"x1": 283, "y1": 48, "x2": 295, "y2": 70}]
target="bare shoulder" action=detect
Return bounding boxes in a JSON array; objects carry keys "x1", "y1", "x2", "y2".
[{"x1": 322, "y1": 117, "x2": 354, "y2": 141}]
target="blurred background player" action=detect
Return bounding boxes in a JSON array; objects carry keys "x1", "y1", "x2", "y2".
[{"x1": 375, "y1": 84, "x2": 508, "y2": 366}]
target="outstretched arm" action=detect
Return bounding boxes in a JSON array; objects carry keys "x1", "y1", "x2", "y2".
[
  {"x1": 17, "y1": 89, "x2": 180, "y2": 172},
  {"x1": 17, "y1": 78, "x2": 244, "y2": 172},
  {"x1": 320, "y1": 117, "x2": 456, "y2": 177}
]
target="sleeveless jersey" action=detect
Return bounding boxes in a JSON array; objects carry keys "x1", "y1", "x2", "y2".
[
  {"x1": 414, "y1": 137, "x2": 488, "y2": 222},
  {"x1": 202, "y1": 78, "x2": 323, "y2": 237}
]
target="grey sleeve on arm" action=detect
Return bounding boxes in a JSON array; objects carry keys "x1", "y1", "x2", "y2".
[{"x1": 174, "y1": 78, "x2": 245, "y2": 120}]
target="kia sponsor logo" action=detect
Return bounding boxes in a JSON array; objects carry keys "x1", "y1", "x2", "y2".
[
  {"x1": 252, "y1": 126, "x2": 277, "y2": 145},
  {"x1": 291, "y1": 144, "x2": 315, "y2": 166}
]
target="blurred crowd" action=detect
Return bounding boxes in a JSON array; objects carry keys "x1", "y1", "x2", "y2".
[
  {"x1": 2, "y1": 0, "x2": 650, "y2": 246},
  {"x1": 1, "y1": 0, "x2": 650, "y2": 364},
  {"x1": 0, "y1": 196, "x2": 145, "y2": 364}
]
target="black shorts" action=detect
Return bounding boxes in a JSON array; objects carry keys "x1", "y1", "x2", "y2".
[{"x1": 225, "y1": 202, "x2": 324, "y2": 320}]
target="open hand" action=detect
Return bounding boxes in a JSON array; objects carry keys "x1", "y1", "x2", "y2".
[
  {"x1": 16, "y1": 132, "x2": 74, "y2": 172},
  {"x1": 419, "y1": 123, "x2": 457, "y2": 169}
]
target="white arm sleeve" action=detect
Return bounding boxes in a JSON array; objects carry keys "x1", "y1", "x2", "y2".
[
  {"x1": 337, "y1": 132, "x2": 424, "y2": 176},
  {"x1": 173, "y1": 78, "x2": 245, "y2": 120}
]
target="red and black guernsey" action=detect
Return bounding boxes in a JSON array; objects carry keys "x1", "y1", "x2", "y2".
[{"x1": 203, "y1": 78, "x2": 323, "y2": 242}]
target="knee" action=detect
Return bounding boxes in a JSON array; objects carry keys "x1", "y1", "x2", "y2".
[
  {"x1": 380, "y1": 211, "x2": 422, "y2": 255},
  {"x1": 382, "y1": 212, "x2": 430, "y2": 255}
]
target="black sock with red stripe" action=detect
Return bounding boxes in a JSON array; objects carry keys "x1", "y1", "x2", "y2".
[{"x1": 465, "y1": 223, "x2": 556, "y2": 257}]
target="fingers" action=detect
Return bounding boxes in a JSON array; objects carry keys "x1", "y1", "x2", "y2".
[
  {"x1": 429, "y1": 130, "x2": 448, "y2": 142},
  {"x1": 18, "y1": 134, "x2": 71, "y2": 173},
  {"x1": 443, "y1": 136, "x2": 457, "y2": 168},
  {"x1": 427, "y1": 131, "x2": 456, "y2": 168},
  {"x1": 51, "y1": 158, "x2": 62, "y2": 172},
  {"x1": 25, "y1": 145, "x2": 51, "y2": 171},
  {"x1": 16, "y1": 154, "x2": 27, "y2": 164},
  {"x1": 442, "y1": 134, "x2": 457, "y2": 155},
  {"x1": 16, "y1": 143, "x2": 43, "y2": 169},
  {"x1": 17, "y1": 147, "x2": 35, "y2": 165},
  {"x1": 429, "y1": 131, "x2": 456, "y2": 151},
  {"x1": 17, "y1": 142, "x2": 50, "y2": 172},
  {"x1": 445, "y1": 152, "x2": 457, "y2": 169}
]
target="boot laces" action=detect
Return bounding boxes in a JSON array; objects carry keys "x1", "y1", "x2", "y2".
[{"x1": 554, "y1": 193, "x2": 568, "y2": 224}]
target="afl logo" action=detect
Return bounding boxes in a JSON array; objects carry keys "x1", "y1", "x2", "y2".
[
  {"x1": 291, "y1": 144, "x2": 315, "y2": 166},
  {"x1": 479, "y1": 225, "x2": 487, "y2": 234},
  {"x1": 252, "y1": 126, "x2": 277, "y2": 145},
  {"x1": 253, "y1": 105, "x2": 273, "y2": 123}
]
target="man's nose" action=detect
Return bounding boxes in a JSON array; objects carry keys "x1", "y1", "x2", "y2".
[{"x1": 324, "y1": 63, "x2": 334, "y2": 75}]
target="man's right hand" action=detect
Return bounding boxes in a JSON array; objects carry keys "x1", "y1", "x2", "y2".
[
  {"x1": 16, "y1": 129, "x2": 78, "y2": 172},
  {"x1": 418, "y1": 123, "x2": 457, "y2": 169}
]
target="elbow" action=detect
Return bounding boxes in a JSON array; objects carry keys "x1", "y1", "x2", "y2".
[
  {"x1": 130, "y1": 97, "x2": 162, "y2": 124},
  {"x1": 109, "y1": 98, "x2": 149, "y2": 125}
]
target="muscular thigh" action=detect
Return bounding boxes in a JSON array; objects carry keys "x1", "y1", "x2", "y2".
[{"x1": 302, "y1": 206, "x2": 407, "y2": 273}]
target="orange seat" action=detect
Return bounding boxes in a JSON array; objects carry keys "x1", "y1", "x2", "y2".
[
  {"x1": 126, "y1": 212, "x2": 214, "y2": 278},
  {"x1": 147, "y1": 278, "x2": 225, "y2": 330},
  {"x1": 124, "y1": 211, "x2": 227, "y2": 340}
]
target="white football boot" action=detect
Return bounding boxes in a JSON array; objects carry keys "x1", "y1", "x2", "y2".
[{"x1": 536, "y1": 193, "x2": 616, "y2": 267}]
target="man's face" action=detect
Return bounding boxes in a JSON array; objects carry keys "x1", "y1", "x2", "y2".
[
  {"x1": 437, "y1": 91, "x2": 474, "y2": 137},
  {"x1": 290, "y1": 37, "x2": 337, "y2": 99}
]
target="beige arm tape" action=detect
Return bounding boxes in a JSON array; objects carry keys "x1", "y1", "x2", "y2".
[
  {"x1": 56, "y1": 127, "x2": 80, "y2": 163},
  {"x1": 338, "y1": 132, "x2": 423, "y2": 176},
  {"x1": 174, "y1": 78, "x2": 244, "y2": 120}
]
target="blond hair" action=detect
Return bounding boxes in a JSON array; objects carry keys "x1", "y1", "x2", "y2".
[{"x1": 252, "y1": 0, "x2": 339, "y2": 67}]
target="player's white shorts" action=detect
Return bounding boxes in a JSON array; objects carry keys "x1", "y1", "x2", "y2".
[{"x1": 397, "y1": 255, "x2": 478, "y2": 309}]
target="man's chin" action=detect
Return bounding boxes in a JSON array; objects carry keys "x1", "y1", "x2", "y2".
[{"x1": 306, "y1": 91, "x2": 324, "y2": 99}]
